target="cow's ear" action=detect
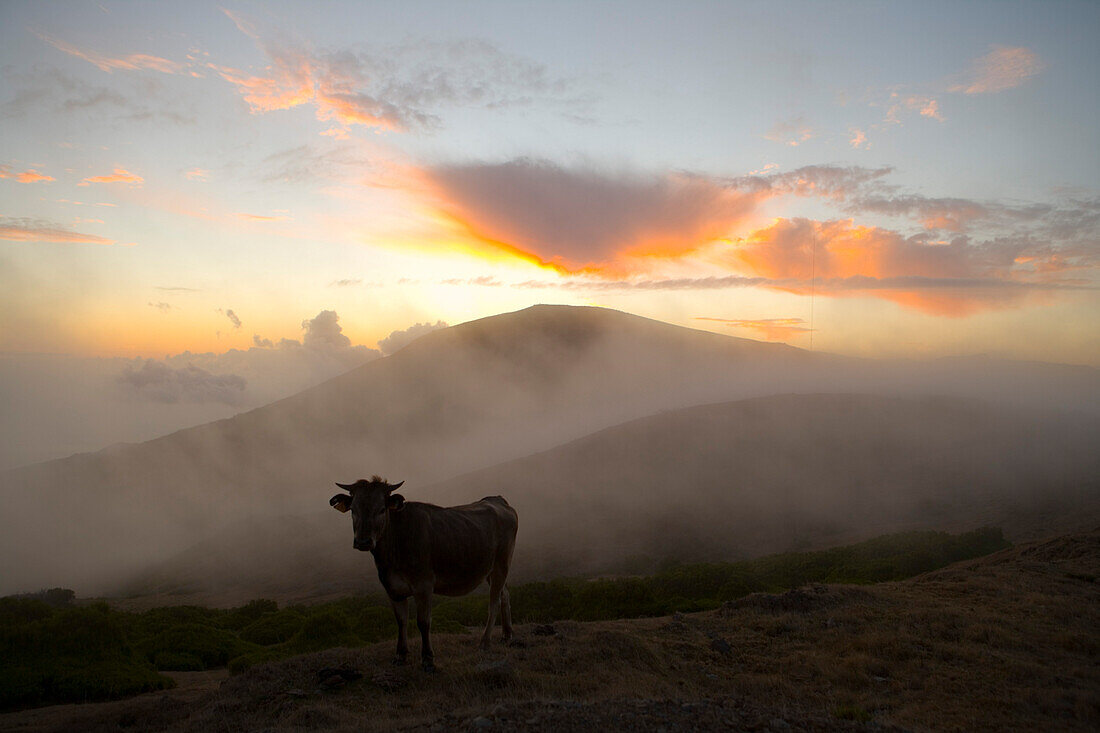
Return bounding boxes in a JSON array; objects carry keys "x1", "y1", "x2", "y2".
[
  {"x1": 330, "y1": 494, "x2": 351, "y2": 513},
  {"x1": 387, "y1": 494, "x2": 405, "y2": 512}
]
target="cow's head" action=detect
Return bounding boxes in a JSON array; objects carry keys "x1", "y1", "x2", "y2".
[{"x1": 329, "y1": 476, "x2": 405, "y2": 552}]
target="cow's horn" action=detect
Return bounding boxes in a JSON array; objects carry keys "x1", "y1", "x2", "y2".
[
  {"x1": 335, "y1": 482, "x2": 353, "y2": 490},
  {"x1": 390, "y1": 480, "x2": 405, "y2": 490}
]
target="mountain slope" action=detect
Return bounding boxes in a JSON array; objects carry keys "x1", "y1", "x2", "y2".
[
  {"x1": 124, "y1": 393, "x2": 1100, "y2": 601},
  {"x1": 0, "y1": 306, "x2": 819, "y2": 594},
  {"x1": 1, "y1": 305, "x2": 1097, "y2": 595}
]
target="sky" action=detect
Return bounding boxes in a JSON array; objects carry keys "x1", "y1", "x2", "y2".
[{"x1": 1, "y1": 0, "x2": 1099, "y2": 367}]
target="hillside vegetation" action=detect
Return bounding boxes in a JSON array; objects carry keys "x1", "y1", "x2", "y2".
[
  {"x1": 1, "y1": 529, "x2": 1095, "y2": 732},
  {"x1": 0, "y1": 527, "x2": 1006, "y2": 711}
]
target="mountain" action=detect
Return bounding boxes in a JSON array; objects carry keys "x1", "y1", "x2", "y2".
[
  {"x1": 123, "y1": 393, "x2": 1099, "y2": 603},
  {"x1": 1, "y1": 305, "x2": 1097, "y2": 596}
]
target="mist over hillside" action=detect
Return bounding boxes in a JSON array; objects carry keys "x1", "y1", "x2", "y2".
[
  {"x1": 125, "y1": 393, "x2": 1099, "y2": 602},
  {"x1": 1, "y1": 305, "x2": 1098, "y2": 597}
]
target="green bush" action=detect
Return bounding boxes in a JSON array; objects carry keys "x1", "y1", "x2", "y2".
[
  {"x1": 153, "y1": 651, "x2": 204, "y2": 671},
  {"x1": 1, "y1": 526, "x2": 1011, "y2": 704},
  {"x1": 0, "y1": 598, "x2": 54, "y2": 628},
  {"x1": 0, "y1": 604, "x2": 172, "y2": 709},
  {"x1": 139, "y1": 623, "x2": 257, "y2": 670},
  {"x1": 240, "y1": 610, "x2": 304, "y2": 646}
]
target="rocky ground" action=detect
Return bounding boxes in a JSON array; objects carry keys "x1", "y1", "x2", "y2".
[{"x1": 1, "y1": 530, "x2": 1097, "y2": 732}]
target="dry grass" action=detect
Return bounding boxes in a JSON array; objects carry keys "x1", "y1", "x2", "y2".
[{"x1": 2, "y1": 531, "x2": 1097, "y2": 732}]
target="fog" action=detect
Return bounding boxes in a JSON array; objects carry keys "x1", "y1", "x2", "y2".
[
  {"x1": 0, "y1": 313, "x2": 449, "y2": 471},
  {"x1": 1, "y1": 305, "x2": 1097, "y2": 600}
]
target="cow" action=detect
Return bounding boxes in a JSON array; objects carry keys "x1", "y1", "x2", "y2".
[{"x1": 329, "y1": 476, "x2": 518, "y2": 671}]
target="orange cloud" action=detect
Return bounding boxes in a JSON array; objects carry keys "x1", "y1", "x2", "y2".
[
  {"x1": 39, "y1": 33, "x2": 183, "y2": 74},
  {"x1": 849, "y1": 128, "x2": 868, "y2": 149},
  {"x1": 728, "y1": 218, "x2": 1059, "y2": 315},
  {"x1": 183, "y1": 168, "x2": 209, "y2": 181},
  {"x1": 0, "y1": 165, "x2": 54, "y2": 183},
  {"x1": 419, "y1": 159, "x2": 771, "y2": 273},
  {"x1": 696, "y1": 317, "x2": 812, "y2": 341},
  {"x1": 214, "y1": 10, "x2": 406, "y2": 134},
  {"x1": 0, "y1": 219, "x2": 113, "y2": 245},
  {"x1": 949, "y1": 46, "x2": 1045, "y2": 95},
  {"x1": 79, "y1": 168, "x2": 143, "y2": 186}
]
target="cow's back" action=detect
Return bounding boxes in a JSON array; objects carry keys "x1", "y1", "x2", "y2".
[{"x1": 415, "y1": 497, "x2": 516, "y2": 596}]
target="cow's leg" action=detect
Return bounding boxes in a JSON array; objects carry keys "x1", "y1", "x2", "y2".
[
  {"x1": 500, "y1": 586, "x2": 513, "y2": 642},
  {"x1": 414, "y1": 592, "x2": 435, "y2": 672},
  {"x1": 480, "y1": 576, "x2": 503, "y2": 651},
  {"x1": 390, "y1": 597, "x2": 409, "y2": 665}
]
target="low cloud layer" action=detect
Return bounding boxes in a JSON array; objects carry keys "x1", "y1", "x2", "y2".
[
  {"x1": 117, "y1": 360, "x2": 246, "y2": 405},
  {"x1": 378, "y1": 320, "x2": 448, "y2": 355},
  {"x1": 696, "y1": 317, "x2": 812, "y2": 342},
  {"x1": 249, "y1": 309, "x2": 381, "y2": 369}
]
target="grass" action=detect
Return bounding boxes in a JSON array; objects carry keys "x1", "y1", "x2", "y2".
[
  {"x1": 1, "y1": 528, "x2": 1096, "y2": 731},
  {"x1": 0, "y1": 526, "x2": 1009, "y2": 711}
]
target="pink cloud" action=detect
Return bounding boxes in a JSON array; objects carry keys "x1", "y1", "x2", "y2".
[
  {"x1": 764, "y1": 117, "x2": 814, "y2": 146},
  {"x1": 949, "y1": 46, "x2": 1045, "y2": 95},
  {"x1": 39, "y1": 33, "x2": 183, "y2": 74}
]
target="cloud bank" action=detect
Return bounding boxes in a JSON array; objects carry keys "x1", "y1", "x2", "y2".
[{"x1": 378, "y1": 320, "x2": 448, "y2": 355}]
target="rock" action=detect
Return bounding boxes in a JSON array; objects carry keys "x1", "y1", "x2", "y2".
[
  {"x1": 319, "y1": 674, "x2": 345, "y2": 689},
  {"x1": 475, "y1": 658, "x2": 515, "y2": 689},
  {"x1": 471, "y1": 716, "x2": 493, "y2": 728},
  {"x1": 285, "y1": 688, "x2": 308, "y2": 698},
  {"x1": 371, "y1": 669, "x2": 407, "y2": 692},
  {"x1": 316, "y1": 667, "x2": 362, "y2": 682},
  {"x1": 770, "y1": 718, "x2": 791, "y2": 730},
  {"x1": 710, "y1": 637, "x2": 733, "y2": 655},
  {"x1": 532, "y1": 623, "x2": 556, "y2": 636}
]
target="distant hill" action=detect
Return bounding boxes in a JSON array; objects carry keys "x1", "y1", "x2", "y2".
[
  {"x1": 1, "y1": 305, "x2": 1097, "y2": 596},
  {"x1": 123, "y1": 394, "x2": 1099, "y2": 602}
]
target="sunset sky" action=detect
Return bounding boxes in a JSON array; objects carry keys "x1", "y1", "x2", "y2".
[{"x1": 2, "y1": 0, "x2": 1098, "y2": 364}]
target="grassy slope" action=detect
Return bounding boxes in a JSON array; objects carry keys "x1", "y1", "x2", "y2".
[{"x1": 1, "y1": 529, "x2": 1096, "y2": 732}]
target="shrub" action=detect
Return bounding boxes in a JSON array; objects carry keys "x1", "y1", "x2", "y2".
[
  {"x1": 139, "y1": 623, "x2": 257, "y2": 670},
  {"x1": 240, "y1": 610, "x2": 304, "y2": 646},
  {"x1": 0, "y1": 604, "x2": 171, "y2": 709}
]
